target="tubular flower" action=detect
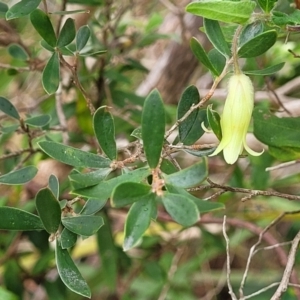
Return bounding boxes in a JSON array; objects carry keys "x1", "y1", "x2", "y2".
[{"x1": 210, "y1": 73, "x2": 263, "y2": 164}]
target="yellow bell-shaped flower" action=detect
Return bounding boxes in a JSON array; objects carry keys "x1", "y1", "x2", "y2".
[{"x1": 210, "y1": 73, "x2": 262, "y2": 164}]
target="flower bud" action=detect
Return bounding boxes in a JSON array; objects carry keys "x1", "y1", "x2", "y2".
[{"x1": 210, "y1": 73, "x2": 263, "y2": 164}]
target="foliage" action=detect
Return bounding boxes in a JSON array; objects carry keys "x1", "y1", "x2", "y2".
[{"x1": 0, "y1": 0, "x2": 300, "y2": 299}]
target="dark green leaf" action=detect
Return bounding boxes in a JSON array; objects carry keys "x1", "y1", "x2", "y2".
[
  {"x1": 244, "y1": 62, "x2": 285, "y2": 76},
  {"x1": 0, "y1": 166, "x2": 37, "y2": 185},
  {"x1": 203, "y1": 18, "x2": 230, "y2": 57},
  {"x1": 272, "y1": 10, "x2": 300, "y2": 26},
  {"x1": 123, "y1": 194, "x2": 155, "y2": 251},
  {"x1": 39, "y1": 141, "x2": 111, "y2": 168},
  {"x1": 162, "y1": 193, "x2": 199, "y2": 227},
  {"x1": 93, "y1": 106, "x2": 117, "y2": 160},
  {"x1": 0, "y1": 207, "x2": 43, "y2": 230},
  {"x1": 36, "y1": 188, "x2": 61, "y2": 234},
  {"x1": 0, "y1": 3, "x2": 8, "y2": 19},
  {"x1": 257, "y1": 0, "x2": 277, "y2": 13},
  {"x1": 73, "y1": 167, "x2": 150, "y2": 199},
  {"x1": 111, "y1": 182, "x2": 151, "y2": 208},
  {"x1": 30, "y1": 9, "x2": 57, "y2": 47},
  {"x1": 76, "y1": 25, "x2": 90, "y2": 52},
  {"x1": 160, "y1": 159, "x2": 178, "y2": 175},
  {"x1": 207, "y1": 105, "x2": 222, "y2": 140},
  {"x1": 184, "y1": 147, "x2": 216, "y2": 157},
  {"x1": 24, "y1": 114, "x2": 51, "y2": 127},
  {"x1": 60, "y1": 228, "x2": 77, "y2": 249},
  {"x1": 79, "y1": 50, "x2": 107, "y2": 57},
  {"x1": 208, "y1": 49, "x2": 226, "y2": 75},
  {"x1": 253, "y1": 107, "x2": 300, "y2": 148},
  {"x1": 238, "y1": 30, "x2": 277, "y2": 58},
  {"x1": 57, "y1": 18, "x2": 76, "y2": 48},
  {"x1": 56, "y1": 241, "x2": 91, "y2": 298},
  {"x1": 0, "y1": 96, "x2": 20, "y2": 119},
  {"x1": 6, "y1": 0, "x2": 41, "y2": 20},
  {"x1": 164, "y1": 158, "x2": 207, "y2": 188},
  {"x1": 186, "y1": 0, "x2": 256, "y2": 24},
  {"x1": 49, "y1": 174, "x2": 59, "y2": 199},
  {"x1": 131, "y1": 127, "x2": 142, "y2": 139},
  {"x1": 40, "y1": 40, "x2": 55, "y2": 52},
  {"x1": 8, "y1": 44, "x2": 28, "y2": 60},
  {"x1": 239, "y1": 22, "x2": 264, "y2": 47},
  {"x1": 190, "y1": 37, "x2": 218, "y2": 76},
  {"x1": 62, "y1": 215, "x2": 104, "y2": 236},
  {"x1": 69, "y1": 168, "x2": 111, "y2": 188},
  {"x1": 177, "y1": 85, "x2": 199, "y2": 142},
  {"x1": 142, "y1": 89, "x2": 165, "y2": 168},
  {"x1": 1, "y1": 124, "x2": 19, "y2": 133},
  {"x1": 80, "y1": 198, "x2": 107, "y2": 215},
  {"x1": 268, "y1": 146, "x2": 300, "y2": 161},
  {"x1": 42, "y1": 52, "x2": 60, "y2": 94}
]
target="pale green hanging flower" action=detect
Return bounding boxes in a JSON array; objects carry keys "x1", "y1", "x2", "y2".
[{"x1": 210, "y1": 73, "x2": 263, "y2": 164}]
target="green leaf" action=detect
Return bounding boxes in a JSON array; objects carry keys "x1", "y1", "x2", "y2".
[
  {"x1": 203, "y1": 18, "x2": 230, "y2": 57},
  {"x1": 42, "y1": 52, "x2": 60, "y2": 94},
  {"x1": 239, "y1": 21, "x2": 264, "y2": 47},
  {"x1": 160, "y1": 159, "x2": 178, "y2": 174},
  {"x1": 62, "y1": 215, "x2": 104, "y2": 236},
  {"x1": 24, "y1": 114, "x2": 51, "y2": 127},
  {"x1": 49, "y1": 174, "x2": 59, "y2": 199},
  {"x1": 0, "y1": 207, "x2": 43, "y2": 230},
  {"x1": 207, "y1": 105, "x2": 222, "y2": 140},
  {"x1": 268, "y1": 146, "x2": 300, "y2": 161},
  {"x1": 238, "y1": 30, "x2": 277, "y2": 58},
  {"x1": 8, "y1": 44, "x2": 28, "y2": 60},
  {"x1": 163, "y1": 158, "x2": 207, "y2": 189},
  {"x1": 76, "y1": 25, "x2": 90, "y2": 52},
  {"x1": 190, "y1": 37, "x2": 218, "y2": 76},
  {"x1": 73, "y1": 167, "x2": 150, "y2": 200},
  {"x1": 6, "y1": 0, "x2": 41, "y2": 20},
  {"x1": 93, "y1": 106, "x2": 117, "y2": 160},
  {"x1": 0, "y1": 3, "x2": 8, "y2": 19},
  {"x1": 69, "y1": 168, "x2": 111, "y2": 188},
  {"x1": 272, "y1": 10, "x2": 300, "y2": 26},
  {"x1": 131, "y1": 127, "x2": 142, "y2": 139},
  {"x1": 60, "y1": 228, "x2": 77, "y2": 249},
  {"x1": 244, "y1": 62, "x2": 285, "y2": 76},
  {"x1": 0, "y1": 166, "x2": 37, "y2": 185},
  {"x1": 0, "y1": 286, "x2": 19, "y2": 300},
  {"x1": 80, "y1": 198, "x2": 107, "y2": 215},
  {"x1": 30, "y1": 9, "x2": 57, "y2": 47},
  {"x1": 57, "y1": 18, "x2": 76, "y2": 48},
  {"x1": 253, "y1": 107, "x2": 300, "y2": 148},
  {"x1": 1, "y1": 124, "x2": 19, "y2": 134},
  {"x1": 36, "y1": 188, "x2": 61, "y2": 234},
  {"x1": 166, "y1": 184, "x2": 225, "y2": 213},
  {"x1": 79, "y1": 50, "x2": 107, "y2": 57},
  {"x1": 142, "y1": 89, "x2": 165, "y2": 168},
  {"x1": 39, "y1": 141, "x2": 111, "y2": 168},
  {"x1": 123, "y1": 194, "x2": 155, "y2": 251},
  {"x1": 111, "y1": 182, "x2": 151, "y2": 208},
  {"x1": 177, "y1": 85, "x2": 199, "y2": 142},
  {"x1": 208, "y1": 49, "x2": 226, "y2": 75},
  {"x1": 161, "y1": 193, "x2": 199, "y2": 227},
  {"x1": 184, "y1": 148, "x2": 216, "y2": 157},
  {"x1": 0, "y1": 96, "x2": 20, "y2": 120},
  {"x1": 56, "y1": 241, "x2": 91, "y2": 298},
  {"x1": 257, "y1": 0, "x2": 277, "y2": 13},
  {"x1": 186, "y1": 0, "x2": 256, "y2": 24}
]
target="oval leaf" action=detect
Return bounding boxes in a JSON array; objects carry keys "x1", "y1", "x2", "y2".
[
  {"x1": 123, "y1": 194, "x2": 155, "y2": 251},
  {"x1": 0, "y1": 207, "x2": 43, "y2": 230},
  {"x1": 207, "y1": 105, "x2": 222, "y2": 140},
  {"x1": 238, "y1": 30, "x2": 277, "y2": 58},
  {"x1": 208, "y1": 49, "x2": 226, "y2": 75},
  {"x1": 42, "y1": 52, "x2": 60, "y2": 94},
  {"x1": 93, "y1": 106, "x2": 117, "y2": 160},
  {"x1": 49, "y1": 174, "x2": 59, "y2": 199},
  {"x1": 6, "y1": 0, "x2": 41, "y2": 20},
  {"x1": 30, "y1": 9, "x2": 57, "y2": 47},
  {"x1": 190, "y1": 37, "x2": 218, "y2": 76},
  {"x1": 62, "y1": 215, "x2": 104, "y2": 236},
  {"x1": 76, "y1": 25, "x2": 90, "y2": 52},
  {"x1": 24, "y1": 114, "x2": 51, "y2": 127},
  {"x1": 8, "y1": 44, "x2": 29, "y2": 60},
  {"x1": 60, "y1": 228, "x2": 77, "y2": 249},
  {"x1": 0, "y1": 96, "x2": 20, "y2": 119},
  {"x1": 56, "y1": 241, "x2": 91, "y2": 298},
  {"x1": 239, "y1": 21, "x2": 264, "y2": 47},
  {"x1": 36, "y1": 188, "x2": 61, "y2": 234},
  {"x1": 57, "y1": 18, "x2": 76, "y2": 48},
  {"x1": 186, "y1": 0, "x2": 256, "y2": 24},
  {"x1": 203, "y1": 18, "x2": 230, "y2": 57},
  {"x1": 162, "y1": 193, "x2": 199, "y2": 227},
  {"x1": 111, "y1": 182, "x2": 151, "y2": 208},
  {"x1": 0, "y1": 166, "x2": 37, "y2": 185},
  {"x1": 141, "y1": 89, "x2": 165, "y2": 168},
  {"x1": 39, "y1": 141, "x2": 111, "y2": 168},
  {"x1": 164, "y1": 158, "x2": 208, "y2": 189},
  {"x1": 80, "y1": 198, "x2": 107, "y2": 215},
  {"x1": 244, "y1": 62, "x2": 285, "y2": 76}
]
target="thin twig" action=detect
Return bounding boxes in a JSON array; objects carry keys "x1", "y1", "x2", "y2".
[{"x1": 266, "y1": 160, "x2": 300, "y2": 171}]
